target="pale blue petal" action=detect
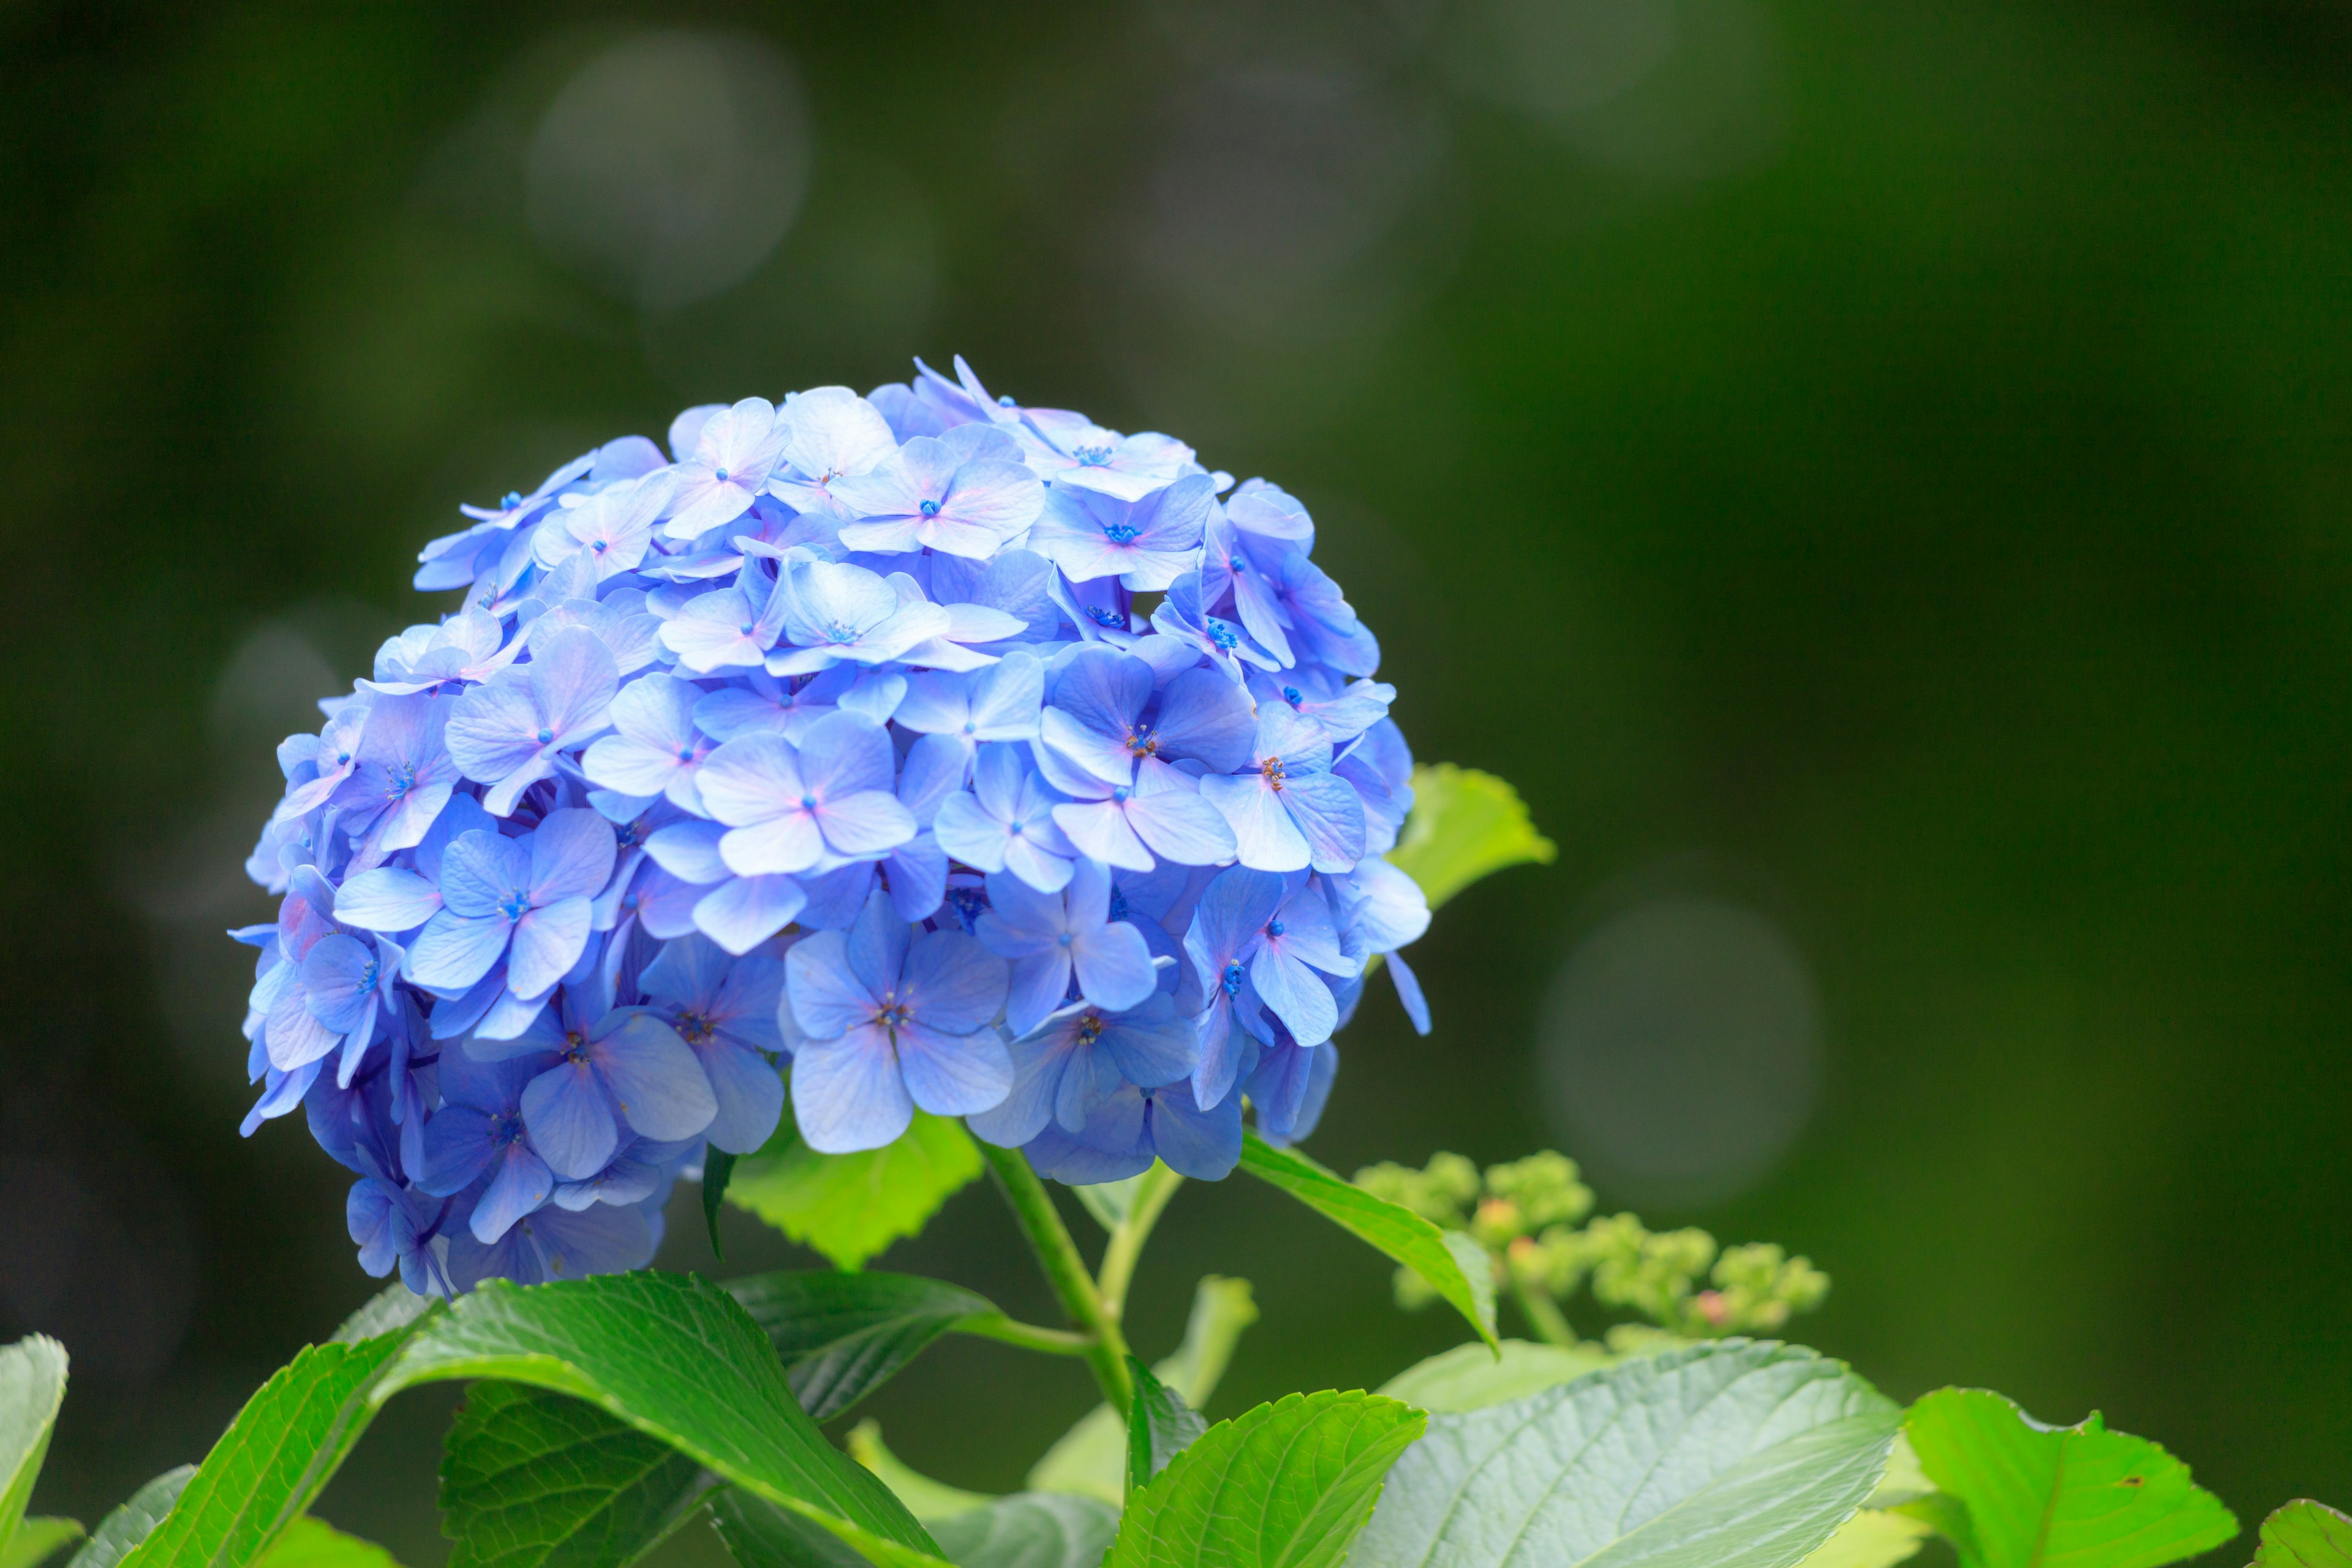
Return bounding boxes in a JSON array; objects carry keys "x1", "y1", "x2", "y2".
[
  {"x1": 521, "y1": 1060, "x2": 620, "y2": 1181},
  {"x1": 893, "y1": 1020, "x2": 1014, "y2": 1117},
  {"x1": 791, "y1": 1026, "x2": 913, "y2": 1153},
  {"x1": 592, "y1": 1014, "x2": 718, "y2": 1140},
  {"x1": 334, "y1": 868, "x2": 442, "y2": 932}
]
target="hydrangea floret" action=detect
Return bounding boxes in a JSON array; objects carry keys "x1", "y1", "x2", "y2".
[{"x1": 235, "y1": 357, "x2": 1426, "y2": 1295}]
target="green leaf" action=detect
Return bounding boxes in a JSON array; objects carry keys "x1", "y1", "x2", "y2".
[
  {"x1": 1353, "y1": 1340, "x2": 1902, "y2": 1568},
  {"x1": 705, "y1": 1150, "x2": 740, "y2": 1261},
  {"x1": 727, "y1": 1112, "x2": 982, "y2": 1271},
  {"x1": 120, "y1": 1321, "x2": 424, "y2": 1568},
  {"x1": 1384, "y1": 764, "x2": 1555, "y2": 911},
  {"x1": 439, "y1": 1383, "x2": 711, "y2": 1568},
  {"x1": 1123, "y1": 1359, "x2": 1205, "y2": 1494},
  {"x1": 1026, "y1": 1276, "x2": 1258, "y2": 1504},
  {"x1": 1796, "y1": 1512, "x2": 1934, "y2": 1568},
  {"x1": 1107, "y1": 1391, "x2": 1426, "y2": 1568},
  {"x1": 703, "y1": 1490, "x2": 954, "y2": 1568},
  {"x1": 377, "y1": 1273, "x2": 935, "y2": 1556},
  {"x1": 930, "y1": 1496, "x2": 1118, "y2": 1568},
  {"x1": 0, "y1": 1336, "x2": 69, "y2": 1560},
  {"x1": 252, "y1": 1519, "x2": 403, "y2": 1568},
  {"x1": 1375, "y1": 1338, "x2": 1616, "y2": 1413},
  {"x1": 3, "y1": 1521, "x2": 83, "y2": 1568},
  {"x1": 2248, "y1": 1501, "x2": 2352, "y2": 1568},
  {"x1": 845, "y1": 1425, "x2": 998, "y2": 1525},
  {"x1": 723, "y1": 1273, "x2": 998, "y2": 1423},
  {"x1": 1238, "y1": 1133, "x2": 1498, "y2": 1350},
  {"x1": 1904, "y1": 1388, "x2": 2237, "y2": 1568},
  {"x1": 65, "y1": 1469, "x2": 192, "y2": 1568},
  {"x1": 331, "y1": 1286, "x2": 437, "y2": 1346}
]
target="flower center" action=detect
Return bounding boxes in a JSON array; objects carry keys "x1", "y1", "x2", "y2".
[
  {"x1": 800, "y1": 794, "x2": 818, "y2": 811},
  {"x1": 502, "y1": 491, "x2": 523, "y2": 510},
  {"x1": 715, "y1": 467, "x2": 731, "y2": 483},
  {"x1": 919, "y1": 499, "x2": 941, "y2": 517},
  {"x1": 1086, "y1": 606, "x2": 1125, "y2": 628},
  {"x1": 1207, "y1": 620, "x2": 1238, "y2": 650},
  {"x1": 1266, "y1": 919, "x2": 1284, "y2": 938},
  {"x1": 536, "y1": 727, "x2": 554, "y2": 745},
  {"x1": 1221, "y1": 962, "x2": 1245, "y2": 997},
  {"x1": 499, "y1": 891, "x2": 533, "y2": 922},
  {"x1": 826, "y1": 620, "x2": 858, "y2": 643},
  {"x1": 1076, "y1": 1011, "x2": 1106, "y2": 1044},
  {"x1": 1076, "y1": 445, "x2": 1112, "y2": 466},
  {"x1": 876, "y1": 997, "x2": 912, "y2": 1030},
  {"x1": 1260, "y1": 756, "x2": 1287, "y2": 791},
  {"x1": 676, "y1": 1009, "x2": 715, "y2": 1045},
  {"x1": 1101, "y1": 523, "x2": 1140, "y2": 545},
  {"x1": 1126, "y1": 726, "x2": 1159, "y2": 757},
  {"x1": 1282, "y1": 685, "x2": 1303, "y2": 706}
]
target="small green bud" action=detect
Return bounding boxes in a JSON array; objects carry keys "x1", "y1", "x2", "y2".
[{"x1": 1483, "y1": 1152, "x2": 1595, "y2": 1229}]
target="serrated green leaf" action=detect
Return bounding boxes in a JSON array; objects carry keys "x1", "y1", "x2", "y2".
[
  {"x1": 1796, "y1": 1512, "x2": 1934, "y2": 1568},
  {"x1": 331, "y1": 1286, "x2": 437, "y2": 1346},
  {"x1": 120, "y1": 1321, "x2": 424, "y2": 1568},
  {"x1": 65, "y1": 1469, "x2": 192, "y2": 1568},
  {"x1": 1905, "y1": 1389, "x2": 2237, "y2": 1568},
  {"x1": 3, "y1": 1521, "x2": 82, "y2": 1568},
  {"x1": 377, "y1": 1273, "x2": 933, "y2": 1556},
  {"x1": 1385, "y1": 764, "x2": 1555, "y2": 911},
  {"x1": 1375, "y1": 1338, "x2": 1615, "y2": 1413},
  {"x1": 0, "y1": 1336, "x2": 69, "y2": 1561},
  {"x1": 931, "y1": 1496, "x2": 1118, "y2": 1568},
  {"x1": 252, "y1": 1518, "x2": 402, "y2": 1568},
  {"x1": 1027, "y1": 1276, "x2": 1258, "y2": 1505},
  {"x1": 1238, "y1": 1134, "x2": 1498, "y2": 1350},
  {"x1": 439, "y1": 1384, "x2": 710, "y2": 1568},
  {"x1": 1107, "y1": 1390, "x2": 1425, "y2": 1568},
  {"x1": 704, "y1": 1150, "x2": 740, "y2": 1262},
  {"x1": 1354, "y1": 1340, "x2": 1902, "y2": 1568},
  {"x1": 1124, "y1": 1359, "x2": 1205, "y2": 1495},
  {"x1": 1071, "y1": 1175, "x2": 1150, "y2": 1234},
  {"x1": 723, "y1": 1273, "x2": 997, "y2": 1423},
  {"x1": 727, "y1": 1112, "x2": 982, "y2": 1271},
  {"x1": 2247, "y1": 1501, "x2": 2352, "y2": 1568}
]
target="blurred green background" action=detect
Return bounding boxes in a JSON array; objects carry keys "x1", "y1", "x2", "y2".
[{"x1": 6, "y1": 0, "x2": 2351, "y2": 1558}]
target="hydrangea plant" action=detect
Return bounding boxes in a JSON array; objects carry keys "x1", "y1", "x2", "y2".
[{"x1": 4, "y1": 360, "x2": 2312, "y2": 1568}]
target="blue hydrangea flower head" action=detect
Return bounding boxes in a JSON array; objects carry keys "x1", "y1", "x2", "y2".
[{"x1": 232, "y1": 357, "x2": 1433, "y2": 1293}]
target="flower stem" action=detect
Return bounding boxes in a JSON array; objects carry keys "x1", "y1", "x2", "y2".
[
  {"x1": 956, "y1": 1314, "x2": 1096, "y2": 1356},
  {"x1": 1097, "y1": 1163, "x2": 1183, "y2": 1319},
  {"x1": 1511, "y1": 1275, "x2": 1578, "y2": 1348},
  {"x1": 981, "y1": 1139, "x2": 1134, "y2": 1409}
]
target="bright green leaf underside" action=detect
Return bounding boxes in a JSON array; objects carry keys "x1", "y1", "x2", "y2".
[
  {"x1": 1796, "y1": 1510, "x2": 1934, "y2": 1568},
  {"x1": 1354, "y1": 1340, "x2": 1903, "y2": 1568},
  {"x1": 930, "y1": 1494, "x2": 1119, "y2": 1568},
  {"x1": 727, "y1": 1112, "x2": 982, "y2": 1271},
  {"x1": 4, "y1": 1520, "x2": 85, "y2": 1568},
  {"x1": 1238, "y1": 1133, "x2": 1498, "y2": 1350},
  {"x1": 2249, "y1": 1500, "x2": 2352, "y2": 1568},
  {"x1": 1905, "y1": 1389, "x2": 2237, "y2": 1568},
  {"x1": 1108, "y1": 1390, "x2": 1427, "y2": 1568},
  {"x1": 1376, "y1": 1339, "x2": 1616, "y2": 1413},
  {"x1": 0, "y1": 1336, "x2": 69, "y2": 1562},
  {"x1": 723, "y1": 1271, "x2": 997, "y2": 1423},
  {"x1": 66, "y1": 1468, "x2": 192, "y2": 1568},
  {"x1": 1385, "y1": 764, "x2": 1555, "y2": 911}
]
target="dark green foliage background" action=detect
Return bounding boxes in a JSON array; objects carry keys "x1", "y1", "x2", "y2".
[{"x1": 4, "y1": 1, "x2": 2349, "y2": 1561}]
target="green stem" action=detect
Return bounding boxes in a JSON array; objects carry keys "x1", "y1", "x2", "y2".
[
  {"x1": 1097, "y1": 1163, "x2": 1183, "y2": 1319},
  {"x1": 1511, "y1": 1276, "x2": 1578, "y2": 1348},
  {"x1": 981, "y1": 1140, "x2": 1134, "y2": 1409},
  {"x1": 956, "y1": 1314, "x2": 1095, "y2": 1356}
]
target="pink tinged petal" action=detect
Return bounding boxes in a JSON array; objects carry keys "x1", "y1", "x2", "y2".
[
  {"x1": 791, "y1": 1027, "x2": 914, "y2": 1153},
  {"x1": 336, "y1": 868, "x2": 442, "y2": 931},
  {"x1": 902, "y1": 930, "x2": 1009, "y2": 1036},
  {"x1": 1050, "y1": 801, "x2": 1156, "y2": 872},
  {"x1": 582, "y1": 736, "x2": 684, "y2": 797},
  {"x1": 529, "y1": 627, "x2": 620, "y2": 739},
  {"x1": 842, "y1": 892, "x2": 911, "y2": 996},
  {"x1": 377, "y1": 778, "x2": 457, "y2": 854},
  {"x1": 1072, "y1": 921, "x2": 1158, "y2": 1014},
  {"x1": 893, "y1": 1021, "x2": 1014, "y2": 1117},
  {"x1": 407, "y1": 910, "x2": 515, "y2": 993},
  {"x1": 636, "y1": 867, "x2": 706, "y2": 940},
  {"x1": 1275, "y1": 771, "x2": 1366, "y2": 873},
  {"x1": 720, "y1": 813, "x2": 824, "y2": 876},
  {"x1": 266, "y1": 985, "x2": 339, "y2": 1071},
  {"x1": 471, "y1": 1140, "x2": 557, "y2": 1242},
  {"x1": 530, "y1": 809, "x2": 619, "y2": 902},
  {"x1": 592, "y1": 1014, "x2": 717, "y2": 1140},
  {"x1": 660, "y1": 590, "x2": 767, "y2": 673},
  {"x1": 692, "y1": 873, "x2": 806, "y2": 954},
  {"x1": 1040, "y1": 708, "x2": 1137, "y2": 788},
  {"x1": 521, "y1": 1061, "x2": 619, "y2": 1182},
  {"x1": 1125, "y1": 790, "x2": 1240, "y2": 867},
  {"x1": 798, "y1": 710, "x2": 899, "y2": 796},
  {"x1": 815, "y1": 790, "x2": 916, "y2": 857},
  {"x1": 301, "y1": 935, "x2": 378, "y2": 1034},
  {"x1": 785, "y1": 930, "x2": 875, "y2": 1038},
  {"x1": 1199, "y1": 775, "x2": 1308, "y2": 872},
  {"x1": 1251, "y1": 946, "x2": 1338, "y2": 1047},
  {"x1": 938, "y1": 603, "x2": 1025, "y2": 644},
  {"x1": 696, "y1": 733, "x2": 805, "y2": 827},
  {"x1": 938, "y1": 460, "x2": 1046, "y2": 535},
  {"x1": 445, "y1": 685, "x2": 543, "y2": 784},
  {"x1": 898, "y1": 733, "x2": 968, "y2": 823},
  {"x1": 507, "y1": 898, "x2": 594, "y2": 1001},
  {"x1": 695, "y1": 1038, "x2": 786, "y2": 1153}
]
